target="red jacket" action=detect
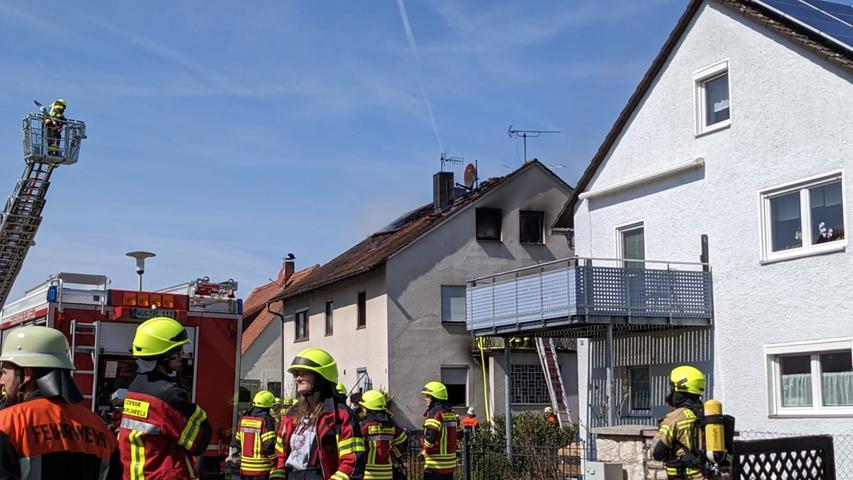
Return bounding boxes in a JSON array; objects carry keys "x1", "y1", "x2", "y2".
[
  {"x1": 119, "y1": 371, "x2": 212, "y2": 480},
  {"x1": 233, "y1": 408, "x2": 277, "y2": 476},
  {"x1": 270, "y1": 398, "x2": 365, "y2": 480},
  {"x1": 359, "y1": 412, "x2": 407, "y2": 480},
  {"x1": 421, "y1": 402, "x2": 458, "y2": 475}
]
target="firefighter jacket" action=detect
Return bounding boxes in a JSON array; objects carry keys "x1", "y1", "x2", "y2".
[
  {"x1": 654, "y1": 407, "x2": 706, "y2": 480},
  {"x1": 232, "y1": 407, "x2": 277, "y2": 476},
  {"x1": 0, "y1": 395, "x2": 118, "y2": 480},
  {"x1": 359, "y1": 411, "x2": 407, "y2": 480},
  {"x1": 119, "y1": 371, "x2": 213, "y2": 480},
  {"x1": 421, "y1": 401, "x2": 458, "y2": 475},
  {"x1": 270, "y1": 397, "x2": 365, "y2": 480}
]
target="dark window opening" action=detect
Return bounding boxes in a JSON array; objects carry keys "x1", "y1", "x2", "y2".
[
  {"x1": 325, "y1": 301, "x2": 334, "y2": 336},
  {"x1": 267, "y1": 381, "x2": 282, "y2": 398},
  {"x1": 629, "y1": 367, "x2": 651, "y2": 411},
  {"x1": 295, "y1": 310, "x2": 309, "y2": 342},
  {"x1": 357, "y1": 292, "x2": 366, "y2": 329},
  {"x1": 511, "y1": 364, "x2": 549, "y2": 404},
  {"x1": 476, "y1": 208, "x2": 502, "y2": 241},
  {"x1": 441, "y1": 366, "x2": 468, "y2": 407},
  {"x1": 519, "y1": 210, "x2": 544, "y2": 244}
]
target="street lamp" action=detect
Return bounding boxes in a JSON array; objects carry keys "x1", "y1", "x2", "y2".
[{"x1": 126, "y1": 251, "x2": 155, "y2": 291}]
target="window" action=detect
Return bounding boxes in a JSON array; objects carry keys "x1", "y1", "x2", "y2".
[
  {"x1": 476, "y1": 208, "x2": 502, "y2": 241},
  {"x1": 519, "y1": 210, "x2": 544, "y2": 244},
  {"x1": 357, "y1": 292, "x2": 366, "y2": 329},
  {"x1": 441, "y1": 286, "x2": 466, "y2": 323},
  {"x1": 511, "y1": 364, "x2": 550, "y2": 404},
  {"x1": 267, "y1": 381, "x2": 282, "y2": 398},
  {"x1": 325, "y1": 301, "x2": 334, "y2": 336},
  {"x1": 294, "y1": 310, "x2": 309, "y2": 342},
  {"x1": 766, "y1": 339, "x2": 853, "y2": 416},
  {"x1": 618, "y1": 223, "x2": 645, "y2": 269},
  {"x1": 356, "y1": 368, "x2": 372, "y2": 393},
  {"x1": 441, "y1": 366, "x2": 468, "y2": 407},
  {"x1": 239, "y1": 379, "x2": 261, "y2": 403},
  {"x1": 629, "y1": 367, "x2": 651, "y2": 411},
  {"x1": 694, "y1": 60, "x2": 730, "y2": 135},
  {"x1": 760, "y1": 172, "x2": 846, "y2": 262}
]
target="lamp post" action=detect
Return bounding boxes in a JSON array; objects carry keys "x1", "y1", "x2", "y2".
[{"x1": 126, "y1": 251, "x2": 155, "y2": 291}]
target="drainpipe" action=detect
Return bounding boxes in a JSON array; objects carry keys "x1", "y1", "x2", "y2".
[{"x1": 266, "y1": 301, "x2": 286, "y2": 389}]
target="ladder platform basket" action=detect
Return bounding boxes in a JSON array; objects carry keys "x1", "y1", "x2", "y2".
[{"x1": 22, "y1": 113, "x2": 87, "y2": 165}]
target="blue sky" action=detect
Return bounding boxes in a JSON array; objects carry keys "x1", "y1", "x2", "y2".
[{"x1": 0, "y1": 0, "x2": 684, "y2": 299}]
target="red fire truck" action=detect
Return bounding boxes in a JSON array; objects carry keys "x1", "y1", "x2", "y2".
[{"x1": 0, "y1": 272, "x2": 243, "y2": 477}]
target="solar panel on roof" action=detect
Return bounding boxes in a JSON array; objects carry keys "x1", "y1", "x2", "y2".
[{"x1": 756, "y1": 0, "x2": 853, "y2": 51}]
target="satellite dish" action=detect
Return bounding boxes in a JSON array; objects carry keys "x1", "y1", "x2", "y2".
[{"x1": 463, "y1": 163, "x2": 477, "y2": 189}]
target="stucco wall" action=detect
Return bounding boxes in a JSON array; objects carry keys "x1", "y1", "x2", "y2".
[
  {"x1": 241, "y1": 318, "x2": 286, "y2": 393},
  {"x1": 387, "y1": 165, "x2": 574, "y2": 427},
  {"x1": 573, "y1": 1, "x2": 853, "y2": 435},
  {"x1": 282, "y1": 267, "x2": 389, "y2": 399}
]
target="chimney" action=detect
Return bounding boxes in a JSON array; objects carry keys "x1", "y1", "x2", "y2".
[
  {"x1": 433, "y1": 171, "x2": 455, "y2": 211},
  {"x1": 277, "y1": 254, "x2": 296, "y2": 286}
]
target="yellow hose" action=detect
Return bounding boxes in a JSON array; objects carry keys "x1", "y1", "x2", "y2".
[{"x1": 477, "y1": 337, "x2": 492, "y2": 423}]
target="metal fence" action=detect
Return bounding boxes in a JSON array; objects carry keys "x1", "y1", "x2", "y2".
[
  {"x1": 399, "y1": 430, "x2": 590, "y2": 480},
  {"x1": 738, "y1": 431, "x2": 853, "y2": 480}
]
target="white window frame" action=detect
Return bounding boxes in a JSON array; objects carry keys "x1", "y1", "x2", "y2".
[
  {"x1": 758, "y1": 170, "x2": 847, "y2": 263},
  {"x1": 615, "y1": 221, "x2": 645, "y2": 267},
  {"x1": 765, "y1": 338, "x2": 853, "y2": 417},
  {"x1": 294, "y1": 308, "x2": 310, "y2": 342},
  {"x1": 693, "y1": 59, "x2": 731, "y2": 136}
]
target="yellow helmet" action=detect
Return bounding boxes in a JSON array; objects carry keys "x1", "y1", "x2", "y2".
[
  {"x1": 274, "y1": 397, "x2": 282, "y2": 406},
  {"x1": 421, "y1": 381, "x2": 448, "y2": 401},
  {"x1": 287, "y1": 347, "x2": 338, "y2": 384},
  {"x1": 252, "y1": 390, "x2": 276, "y2": 409},
  {"x1": 359, "y1": 390, "x2": 387, "y2": 411},
  {"x1": 281, "y1": 396, "x2": 295, "y2": 406},
  {"x1": 670, "y1": 365, "x2": 705, "y2": 395},
  {"x1": 336, "y1": 382, "x2": 347, "y2": 396},
  {"x1": 131, "y1": 317, "x2": 189, "y2": 358},
  {"x1": 0, "y1": 325, "x2": 74, "y2": 370}
]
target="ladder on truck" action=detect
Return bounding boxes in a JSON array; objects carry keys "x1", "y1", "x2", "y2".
[
  {"x1": 536, "y1": 337, "x2": 573, "y2": 426},
  {"x1": 70, "y1": 320, "x2": 100, "y2": 410},
  {"x1": 0, "y1": 112, "x2": 86, "y2": 308}
]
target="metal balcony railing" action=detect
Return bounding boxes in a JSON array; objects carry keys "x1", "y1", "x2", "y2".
[
  {"x1": 466, "y1": 257, "x2": 712, "y2": 335},
  {"x1": 23, "y1": 113, "x2": 86, "y2": 165}
]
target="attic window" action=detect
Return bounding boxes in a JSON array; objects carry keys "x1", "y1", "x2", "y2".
[
  {"x1": 694, "y1": 59, "x2": 730, "y2": 135},
  {"x1": 476, "y1": 208, "x2": 502, "y2": 242},
  {"x1": 519, "y1": 211, "x2": 544, "y2": 244}
]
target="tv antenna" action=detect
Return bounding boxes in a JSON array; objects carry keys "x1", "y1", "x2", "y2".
[
  {"x1": 440, "y1": 152, "x2": 464, "y2": 172},
  {"x1": 508, "y1": 125, "x2": 560, "y2": 163}
]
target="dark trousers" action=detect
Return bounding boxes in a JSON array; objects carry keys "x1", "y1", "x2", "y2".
[{"x1": 423, "y1": 472, "x2": 453, "y2": 480}]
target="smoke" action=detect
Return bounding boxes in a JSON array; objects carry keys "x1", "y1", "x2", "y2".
[{"x1": 396, "y1": 0, "x2": 444, "y2": 154}]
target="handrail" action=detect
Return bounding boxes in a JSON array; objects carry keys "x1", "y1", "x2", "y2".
[{"x1": 468, "y1": 256, "x2": 710, "y2": 284}]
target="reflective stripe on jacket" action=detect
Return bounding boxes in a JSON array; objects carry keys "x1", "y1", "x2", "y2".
[
  {"x1": 270, "y1": 397, "x2": 365, "y2": 480},
  {"x1": 359, "y1": 412, "x2": 407, "y2": 480},
  {"x1": 0, "y1": 397, "x2": 117, "y2": 480},
  {"x1": 654, "y1": 407, "x2": 705, "y2": 480},
  {"x1": 421, "y1": 402, "x2": 458, "y2": 474},
  {"x1": 234, "y1": 409, "x2": 277, "y2": 476},
  {"x1": 118, "y1": 371, "x2": 212, "y2": 480}
]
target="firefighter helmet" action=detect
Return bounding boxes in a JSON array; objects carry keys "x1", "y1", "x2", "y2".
[
  {"x1": 421, "y1": 381, "x2": 448, "y2": 401},
  {"x1": 281, "y1": 396, "x2": 295, "y2": 407},
  {"x1": 274, "y1": 397, "x2": 282, "y2": 406},
  {"x1": 287, "y1": 347, "x2": 338, "y2": 385},
  {"x1": 359, "y1": 390, "x2": 387, "y2": 411},
  {"x1": 131, "y1": 317, "x2": 189, "y2": 358},
  {"x1": 253, "y1": 390, "x2": 276, "y2": 409},
  {"x1": 0, "y1": 325, "x2": 74, "y2": 370},
  {"x1": 336, "y1": 382, "x2": 347, "y2": 396},
  {"x1": 54, "y1": 98, "x2": 66, "y2": 107},
  {"x1": 670, "y1": 365, "x2": 705, "y2": 395}
]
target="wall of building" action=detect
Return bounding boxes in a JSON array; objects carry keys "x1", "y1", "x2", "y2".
[
  {"x1": 282, "y1": 267, "x2": 389, "y2": 399},
  {"x1": 241, "y1": 319, "x2": 286, "y2": 395},
  {"x1": 387, "y1": 165, "x2": 574, "y2": 427},
  {"x1": 573, "y1": 1, "x2": 853, "y2": 435}
]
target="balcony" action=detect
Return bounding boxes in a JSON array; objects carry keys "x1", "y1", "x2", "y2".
[
  {"x1": 466, "y1": 257, "x2": 712, "y2": 337},
  {"x1": 472, "y1": 336, "x2": 576, "y2": 353}
]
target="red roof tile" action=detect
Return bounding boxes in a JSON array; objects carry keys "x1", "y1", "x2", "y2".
[{"x1": 241, "y1": 265, "x2": 318, "y2": 354}]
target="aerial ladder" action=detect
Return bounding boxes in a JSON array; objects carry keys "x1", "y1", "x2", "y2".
[{"x1": 0, "y1": 108, "x2": 86, "y2": 308}]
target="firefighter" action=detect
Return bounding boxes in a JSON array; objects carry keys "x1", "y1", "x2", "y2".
[
  {"x1": 358, "y1": 390, "x2": 407, "y2": 480},
  {"x1": 652, "y1": 365, "x2": 708, "y2": 480},
  {"x1": 119, "y1": 316, "x2": 213, "y2": 480},
  {"x1": 544, "y1": 406, "x2": 559, "y2": 426},
  {"x1": 460, "y1": 407, "x2": 479, "y2": 432},
  {"x1": 271, "y1": 347, "x2": 365, "y2": 480},
  {"x1": 420, "y1": 381, "x2": 459, "y2": 480},
  {"x1": 229, "y1": 390, "x2": 278, "y2": 479},
  {"x1": 44, "y1": 98, "x2": 66, "y2": 156},
  {"x1": 0, "y1": 325, "x2": 119, "y2": 478}
]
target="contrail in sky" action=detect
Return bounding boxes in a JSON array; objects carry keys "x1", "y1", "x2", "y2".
[{"x1": 396, "y1": 0, "x2": 444, "y2": 154}]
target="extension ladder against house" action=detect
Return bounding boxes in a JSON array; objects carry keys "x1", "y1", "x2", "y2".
[
  {"x1": 0, "y1": 113, "x2": 85, "y2": 308},
  {"x1": 536, "y1": 337, "x2": 573, "y2": 426}
]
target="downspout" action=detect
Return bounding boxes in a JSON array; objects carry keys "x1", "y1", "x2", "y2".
[{"x1": 266, "y1": 301, "x2": 286, "y2": 390}]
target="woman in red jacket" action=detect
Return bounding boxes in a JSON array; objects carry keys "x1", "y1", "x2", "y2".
[{"x1": 270, "y1": 348, "x2": 365, "y2": 480}]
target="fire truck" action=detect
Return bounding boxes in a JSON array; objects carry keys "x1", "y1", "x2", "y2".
[{"x1": 0, "y1": 272, "x2": 243, "y2": 477}]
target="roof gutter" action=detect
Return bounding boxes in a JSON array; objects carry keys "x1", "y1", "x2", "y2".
[{"x1": 578, "y1": 157, "x2": 704, "y2": 201}]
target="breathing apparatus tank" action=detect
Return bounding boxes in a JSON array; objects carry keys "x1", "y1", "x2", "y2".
[{"x1": 703, "y1": 399, "x2": 726, "y2": 464}]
